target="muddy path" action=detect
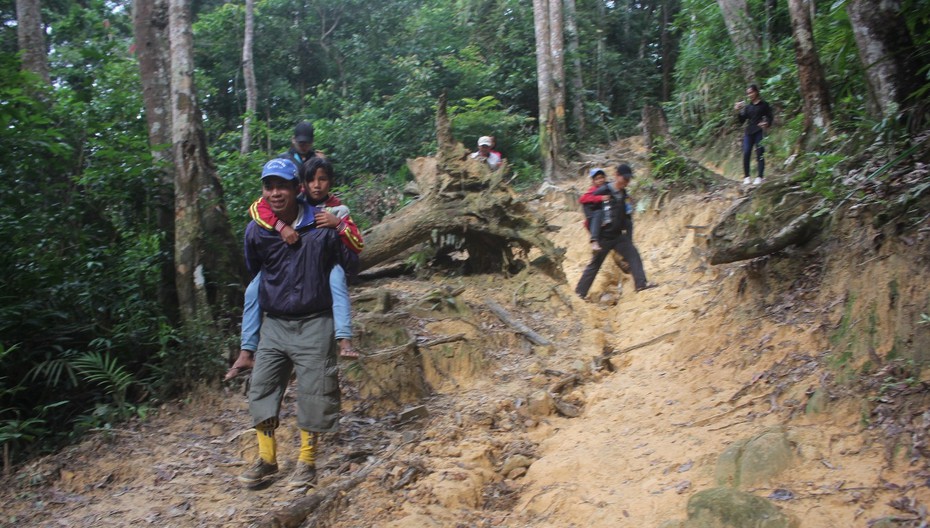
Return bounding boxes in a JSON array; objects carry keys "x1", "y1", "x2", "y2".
[{"x1": 2, "y1": 139, "x2": 929, "y2": 528}]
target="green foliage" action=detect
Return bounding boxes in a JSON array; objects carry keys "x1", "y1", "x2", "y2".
[
  {"x1": 70, "y1": 351, "x2": 137, "y2": 422},
  {"x1": 792, "y1": 150, "x2": 846, "y2": 200},
  {"x1": 336, "y1": 167, "x2": 411, "y2": 229},
  {"x1": 647, "y1": 137, "x2": 717, "y2": 190},
  {"x1": 214, "y1": 150, "x2": 270, "y2": 236},
  {"x1": 1, "y1": 0, "x2": 927, "y2": 473},
  {"x1": 449, "y1": 94, "x2": 538, "y2": 184}
]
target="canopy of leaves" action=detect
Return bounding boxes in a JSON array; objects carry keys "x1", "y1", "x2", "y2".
[{"x1": 1, "y1": 0, "x2": 928, "y2": 469}]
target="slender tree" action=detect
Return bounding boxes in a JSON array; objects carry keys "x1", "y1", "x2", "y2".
[
  {"x1": 533, "y1": 0, "x2": 554, "y2": 180},
  {"x1": 133, "y1": 0, "x2": 179, "y2": 321},
  {"x1": 240, "y1": 0, "x2": 257, "y2": 154},
  {"x1": 533, "y1": 0, "x2": 566, "y2": 181},
  {"x1": 846, "y1": 0, "x2": 921, "y2": 121},
  {"x1": 716, "y1": 0, "x2": 761, "y2": 81},
  {"x1": 564, "y1": 0, "x2": 585, "y2": 136},
  {"x1": 549, "y1": 0, "x2": 566, "y2": 150},
  {"x1": 595, "y1": 0, "x2": 607, "y2": 105},
  {"x1": 168, "y1": 0, "x2": 247, "y2": 325},
  {"x1": 659, "y1": 0, "x2": 680, "y2": 102},
  {"x1": 787, "y1": 0, "x2": 831, "y2": 137},
  {"x1": 15, "y1": 0, "x2": 50, "y2": 84}
]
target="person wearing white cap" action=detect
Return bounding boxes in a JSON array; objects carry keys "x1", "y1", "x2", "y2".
[{"x1": 470, "y1": 135, "x2": 502, "y2": 170}]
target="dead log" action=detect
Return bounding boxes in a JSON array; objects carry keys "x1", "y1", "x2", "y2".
[
  {"x1": 358, "y1": 95, "x2": 564, "y2": 279},
  {"x1": 256, "y1": 470, "x2": 371, "y2": 528},
  {"x1": 484, "y1": 299, "x2": 552, "y2": 346},
  {"x1": 708, "y1": 181, "x2": 826, "y2": 265}
]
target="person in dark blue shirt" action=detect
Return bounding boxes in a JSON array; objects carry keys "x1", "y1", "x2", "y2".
[{"x1": 238, "y1": 158, "x2": 358, "y2": 489}]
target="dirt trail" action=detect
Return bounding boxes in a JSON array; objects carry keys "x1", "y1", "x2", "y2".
[{"x1": 2, "y1": 139, "x2": 928, "y2": 527}]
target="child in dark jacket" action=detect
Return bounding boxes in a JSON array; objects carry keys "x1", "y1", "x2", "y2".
[{"x1": 579, "y1": 168, "x2": 610, "y2": 251}]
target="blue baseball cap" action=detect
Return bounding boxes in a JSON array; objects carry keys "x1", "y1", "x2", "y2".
[
  {"x1": 589, "y1": 168, "x2": 606, "y2": 178},
  {"x1": 261, "y1": 158, "x2": 298, "y2": 181}
]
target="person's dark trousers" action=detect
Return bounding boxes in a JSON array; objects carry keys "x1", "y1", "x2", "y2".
[
  {"x1": 742, "y1": 129, "x2": 765, "y2": 179},
  {"x1": 575, "y1": 231, "x2": 648, "y2": 298}
]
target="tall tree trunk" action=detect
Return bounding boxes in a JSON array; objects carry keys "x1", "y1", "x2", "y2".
[
  {"x1": 240, "y1": 0, "x2": 257, "y2": 154},
  {"x1": 787, "y1": 0, "x2": 831, "y2": 138},
  {"x1": 133, "y1": 0, "x2": 179, "y2": 323},
  {"x1": 716, "y1": 0, "x2": 761, "y2": 82},
  {"x1": 595, "y1": 0, "x2": 607, "y2": 106},
  {"x1": 659, "y1": 0, "x2": 679, "y2": 102},
  {"x1": 533, "y1": 0, "x2": 566, "y2": 181},
  {"x1": 533, "y1": 0, "x2": 554, "y2": 180},
  {"x1": 15, "y1": 0, "x2": 50, "y2": 84},
  {"x1": 563, "y1": 0, "x2": 585, "y2": 137},
  {"x1": 548, "y1": 0, "x2": 566, "y2": 174},
  {"x1": 168, "y1": 0, "x2": 247, "y2": 326},
  {"x1": 846, "y1": 0, "x2": 921, "y2": 121}
]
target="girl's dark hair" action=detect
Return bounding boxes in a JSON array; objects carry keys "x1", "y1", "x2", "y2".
[{"x1": 299, "y1": 156, "x2": 334, "y2": 184}]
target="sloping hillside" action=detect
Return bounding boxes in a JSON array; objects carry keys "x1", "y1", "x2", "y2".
[{"x1": 2, "y1": 138, "x2": 928, "y2": 528}]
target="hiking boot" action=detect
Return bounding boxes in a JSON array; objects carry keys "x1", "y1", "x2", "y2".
[
  {"x1": 287, "y1": 462, "x2": 318, "y2": 488},
  {"x1": 635, "y1": 282, "x2": 659, "y2": 292},
  {"x1": 238, "y1": 460, "x2": 278, "y2": 484}
]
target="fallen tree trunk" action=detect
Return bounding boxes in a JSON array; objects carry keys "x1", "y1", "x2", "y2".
[
  {"x1": 708, "y1": 181, "x2": 826, "y2": 264},
  {"x1": 358, "y1": 94, "x2": 564, "y2": 279},
  {"x1": 709, "y1": 199, "x2": 826, "y2": 264}
]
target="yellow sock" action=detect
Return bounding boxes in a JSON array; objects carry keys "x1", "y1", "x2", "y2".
[
  {"x1": 256, "y1": 418, "x2": 278, "y2": 465},
  {"x1": 298, "y1": 430, "x2": 318, "y2": 466}
]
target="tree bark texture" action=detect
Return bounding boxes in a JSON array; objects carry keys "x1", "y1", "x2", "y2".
[
  {"x1": 133, "y1": 0, "x2": 179, "y2": 321},
  {"x1": 548, "y1": 0, "x2": 566, "y2": 173},
  {"x1": 168, "y1": 0, "x2": 247, "y2": 325},
  {"x1": 846, "y1": 0, "x2": 920, "y2": 120},
  {"x1": 563, "y1": 0, "x2": 585, "y2": 137},
  {"x1": 240, "y1": 0, "x2": 257, "y2": 154},
  {"x1": 642, "y1": 104, "x2": 670, "y2": 151},
  {"x1": 716, "y1": 0, "x2": 761, "y2": 82},
  {"x1": 358, "y1": 100, "x2": 564, "y2": 280},
  {"x1": 15, "y1": 0, "x2": 50, "y2": 84},
  {"x1": 660, "y1": 0, "x2": 679, "y2": 102},
  {"x1": 788, "y1": 0, "x2": 831, "y2": 136},
  {"x1": 533, "y1": 0, "x2": 554, "y2": 180}
]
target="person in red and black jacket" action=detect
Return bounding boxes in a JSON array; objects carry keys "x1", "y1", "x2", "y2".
[{"x1": 575, "y1": 163, "x2": 657, "y2": 300}]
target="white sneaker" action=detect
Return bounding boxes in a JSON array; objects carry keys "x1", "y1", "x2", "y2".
[
  {"x1": 742, "y1": 177, "x2": 751, "y2": 185},
  {"x1": 752, "y1": 177, "x2": 763, "y2": 185}
]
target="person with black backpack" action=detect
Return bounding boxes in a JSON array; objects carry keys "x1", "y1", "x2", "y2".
[{"x1": 575, "y1": 163, "x2": 657, "y2": 299}]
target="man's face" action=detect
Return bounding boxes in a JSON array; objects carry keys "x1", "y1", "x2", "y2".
[
  {"x1": 614, "y1": 175, "x2": 631, "y2": 189},
  {"x1": 292, "y1": 137, "x2": 313, "y2": 156},
  {"x1": 592, "y1": 173, "x2": 607, "y2": 187},
  {"x1": 262, "y1": 176, "x2": 300, "y2": 216},
  {"x1": 304, "y1": 168, "x2": 332, "y2": 203},
  {"x1": 746, "y1": 87, "x2": 759, "y2": 102},
  {"x1": 478, "y1": 144, "x2": 491, "y2": 156}
]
